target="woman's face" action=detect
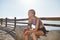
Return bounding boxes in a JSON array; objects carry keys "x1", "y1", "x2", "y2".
[{"x1": 28, "y1": 11, "x2": 35, "y2": 18}]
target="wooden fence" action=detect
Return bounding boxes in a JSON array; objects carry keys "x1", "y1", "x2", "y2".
[
  {"x1": 0, "y1": 17, "x2": 60, "y2": 30},
  {"x1": 0, "y1": 17, "x2": 60, "y2": 40}
]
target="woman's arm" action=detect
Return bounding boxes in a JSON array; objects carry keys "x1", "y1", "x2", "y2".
[
  {"x1": 32, "y1": 18, "x2": 44, "y2": 31},
  {"x1": 35, "y1": 18, "x2": 40, "y2": 31},
  {"x1": 31, "y1": 18, "x2": 40, "y2": 32},
  {"x1": 39, "y1": 19, "x2": 44, "y2": 28},
  {"x1": 28, "y1": 18, "x2": 32, "y2": 29}
]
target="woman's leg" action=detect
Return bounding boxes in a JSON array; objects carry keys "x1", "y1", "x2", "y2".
[
  {"x1": 23, "y1": 31, "x2": 29, "y2": 40},
  {"x1": 24, "y1": 34, "x2": 29, "y2": 40},
  {"x1": 23, "y1": 30, "x2": 31, "y2": 40},
  {"x1": 31, "y1": 32, "x2": 38, "y2": 40},
  {"x1": 31, "y1": 30, "x2": 45, "y2": 40},
  {"x1": 36, "y1": 30, "x2": 45, "y2": 36}
]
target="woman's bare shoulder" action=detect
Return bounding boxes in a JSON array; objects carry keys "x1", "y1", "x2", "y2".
[{"x1": 36, "y1": 17, "x2": 42, "y2": 21}]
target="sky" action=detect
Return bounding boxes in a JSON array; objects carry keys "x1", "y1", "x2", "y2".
[
  {"x1": 0, "y1": 0, "x2": 60, "y2": 30},
  {"x1": 0, "y1": 0, "x2": 60, "y2": 18}
]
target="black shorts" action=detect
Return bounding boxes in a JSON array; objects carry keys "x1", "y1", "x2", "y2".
[{"x1": 38, "y1": 27, "x2": 46, "y2": 34}]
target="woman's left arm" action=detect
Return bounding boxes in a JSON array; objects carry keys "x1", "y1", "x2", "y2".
[
  {"x1": 35, "y1": 18, "x2": 40, "y2": 31},
  {"x1": 39, "y1": 19, "x2": 44, "y2": 28},
  {"x1": 32, "y1": 18, "x2": 39, "y2": 31},
  {"x1": 33, "y1": 18, "x2": 44, "y2": 31}
]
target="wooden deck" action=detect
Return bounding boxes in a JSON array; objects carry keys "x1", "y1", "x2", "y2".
[{"x1": 0, "y1": 25, "x2": 16, "y2": 39}]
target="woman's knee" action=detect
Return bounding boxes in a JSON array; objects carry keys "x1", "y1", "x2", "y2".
[
  {"x1": 24, "y1": 30, "x2": 31, "y2": 36},
  {"x1": 31, "y1": 32, "x2": 36, "y2": 36},
  {"x1": 39, "y1": 31, "x2": 45, "y2": 36}
]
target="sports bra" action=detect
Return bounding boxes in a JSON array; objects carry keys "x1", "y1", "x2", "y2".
[{"x1": 31, "y1": 18, "x2": 42, "y2": 29}]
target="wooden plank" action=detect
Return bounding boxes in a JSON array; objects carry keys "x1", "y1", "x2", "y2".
[
  {"x1": 14, "y1": 17, "x2": 16, "y2": 31},
  {"x1": 0, "y1": 25, "x2": 16, "y2": 39},
  {"x1": 16, "y1": 17, "x2": 60, "y2": 21},
  {"x1": 0, "y1": 17, "x2": 60, "y2": 21},
  {"x1": 0, "y1": 18, "x2": 3, "y2": 25},
  {"x1": 7, "y1": 21, "x2": 28, "y2": 24},
  {"x1": 5, "y1": 18, "x2": 7, "y2": 27},
  {"x1": 44, "y1": 24, "x2": 60, "y2": 27},
  {"x1": 40, "y1": 17, "x2": 60, "y2": 21},
  {"x1": 7, "y1": 23, "x2": 60, "y2": 27},
  {"x1": 16, "y1": 19, "x2": 28, "y2": 21}
]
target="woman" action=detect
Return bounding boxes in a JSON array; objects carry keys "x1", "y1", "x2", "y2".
[{"x1": 23, "y1": 9, "x2": 46, "y2": 40}]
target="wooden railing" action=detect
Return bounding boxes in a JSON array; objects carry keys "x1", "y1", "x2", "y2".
[
  {"x1": 0, "y1": 17, "x2": 60, "y2": 40},
  {"x1": 0, "y1": 17, "x2": 60, "y2": 30}
]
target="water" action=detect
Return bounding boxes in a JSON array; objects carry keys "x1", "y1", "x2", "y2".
[
  {"x1": 4, "y1": 20, "x2": 60, "y2": 30},
  {"x1": 42, "y1": 20, "x2": 60, "y2": 30}
]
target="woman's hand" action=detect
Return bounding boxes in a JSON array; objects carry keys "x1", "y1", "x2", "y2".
[
  {"x1": 40, "y1": 26, "x2": 43, "y2": 29},
  {"x1": 31, "y1": 29, "x2": 37, "y2": 33}
]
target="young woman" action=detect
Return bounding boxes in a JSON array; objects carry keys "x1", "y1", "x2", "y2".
[{"x1": 23, "y1": 9, "x2": 46, "y2": 40}]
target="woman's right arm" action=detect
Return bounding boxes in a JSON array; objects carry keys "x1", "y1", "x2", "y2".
[{"x1": 27, "y1": 18, "x2": 32, "y2": 30}]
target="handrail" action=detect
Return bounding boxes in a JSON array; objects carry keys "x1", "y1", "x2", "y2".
[
  {"x1": 40, "y1": 17, "x2": 60, "y2": 21},
  {"x1": 0, "y1": 17, "x2": 60, "y2": 21}
]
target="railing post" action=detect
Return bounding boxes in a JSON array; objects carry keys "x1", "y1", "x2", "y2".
[
  {"x1": 14, "y1": 17, "x2": 16, "y2": 31},
  {"x1": 0, "y1": 18, "x2": 3, "y2": 25},
  {"x1": 5, "y1": 18, "x2": 7, "y2": 27}
]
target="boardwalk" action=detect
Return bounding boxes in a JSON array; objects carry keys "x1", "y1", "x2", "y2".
[
  {"x1": 0, "y1": 25, "x2": 16, "y2": 39},
  {"x1": 0, "y1": 30, "x2": 15, "y2": 40},
  {"x1": 0, "y1": 25, "x2": 60, "y2": 40}
]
